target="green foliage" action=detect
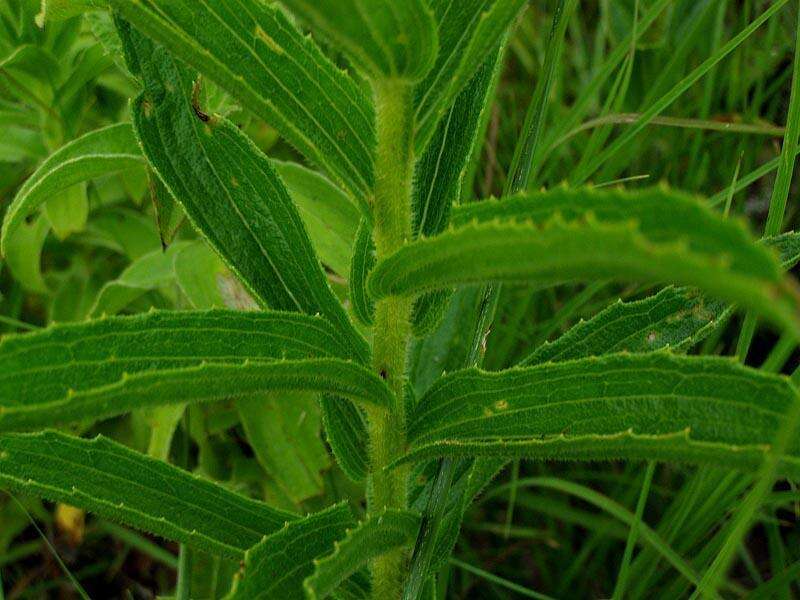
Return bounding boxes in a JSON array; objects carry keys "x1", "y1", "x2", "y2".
[
  {"x1": 403, "y1": 353, "x2": 800, "y2": 475},
  {"x1": 1, "y1": 123, "x2": 144, "y2": 254},
  {"x1": 227, "y1": 503, "x2": 355, "y2": 599},
  {"x1": 109, "y1": 0, "x2": 376, "y2": 206},
  {"x1": 304, "y1": 510, "x2": 421, "y2": 600},
  {"x1": 369, "y1": 188, "x2": 800, "y2": 340},
  {"x1": 2, "y1": 1, "x2": 800, "y2": 599},
  {"x1": 350, "y1": 219, "x2": 376, "y2": 326},
  {"x1": 280, "y1": 1, "x2": 438, "y2": 82},
  {"x1": 0, "y1": 431, "x2": 295, "y2": 559},
  {"x1": 520, "y1": 287, "x2": 727, "y2": 365}
]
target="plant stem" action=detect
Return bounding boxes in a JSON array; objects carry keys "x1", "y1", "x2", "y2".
[{"x1": 369, "y1": 78, "x2": 415, "y2": 599}]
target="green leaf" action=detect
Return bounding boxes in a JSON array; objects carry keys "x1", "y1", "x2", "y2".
[
  {"x1": 3, "y1": 214, "x2": 49, "y2": 294},
  {"x1": 89, "y1": 242, "x2": 189, "y2": 317},
  {"x1": 119, "y1": 22, "x2": 367, "y2": 362},
  {"x1": 414, "y1": 0, "x2": 527, "y2": 151},
  {"x1": 227, "y1": 503, "x2": 354, "y2": 600},
  {"x1": 1, "y1": 123, "x2": 144, "y2": 255},
  {"x1": 349, "y1": 219, "x2": 376, "y2": 326},
  {"x1": 0, "y1": 431, "x2": 296, "y2": 559},
  {"x1": 0, "y1": 358, "x2": 393, "y2": 432},
  {"x1": 84, "y1": 207, "x2": 160, "y2": 260},
  {"x1": 401, "y1": 353, "x2": 800, "y2": 476},
  {"x1": 409, "y1": 457, "x2": 504, "y2": 574},
  {"x1": 281, "y1": 0, "x2": 437, "y2": 82},
  {"x1": 520, "y1": 287, "x2": 727, "y2": 366},
  {"x1": 765, "y1": 231, "x2": 800, "y2": 269},
  {"x1": 148, "y1": 170, "x2": 184, "y2": 249},
  {"x1": 173, "y1": 242, "x2": 227, "y2": 310},
  {"x1": 109, "y1": 0, "x2": 376, "y2": 206},
  {"x1": 0, "y1": 309, "x2": 366, "y2": 430},
  {"x1": 369, "y1": 188, "x2": 800, "y2": 340},
  {"x1": 275, "y1": 161, "x2": 360, "y2": 278},
  {"x1": 36, "y1": 0, "x2": 105, "y2": 24},
  {"x1": 319, "y1": 398, "x2": 369, "y2": 483},
  {"x1": 303, "y1": 509, "x2": 421, "y2": 600},
  {"x1": 43, "y1": 182, "x2": 89, "y2": 241},
  {"x1": 411, "y1": 46, "x2": 503, "y2": 336},
  {"x1": 238, "y1": 393, "x2": 330, "y2": 505}
]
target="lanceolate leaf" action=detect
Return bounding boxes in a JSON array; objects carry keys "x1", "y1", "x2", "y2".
[
  {"x1": 238, "y1": 393, "x2": 330, "y2": 505},
  {"x1": 0, "y1": 310, "x2": 373, "y2": 430},
  {"x1": 521, "y1": 287, "x2": 727, "y2": 365},
  {"x1": 516, "y1": 234, "x2": 800, "y2": 367},
  {"x1": 275, "y1": 161, "x2": 361, "y2": 277},
  {"x1": 227, "y1": 503, "x2": 355, "y2": 600},
  {"x1": 303, "y1": 509, "x2": 421, "y2": 600},
  {"x1": 1, "y1": 123, "x2": 144, "y2": 254},
  {"x1": 118, "y1": 22, "x2": 367, "y2": 361},
  {"x1": 349, "y1": 219, "x2": 376, "y2": 326},
  {"x1": 0, "y1": 431, "x2": 296, "y2": 559},
  {"x1": 402, "y1": 353, "x2": 800, "y2": 475},
  {"x1": 319, "y1": 398, "x2": 370, "y2": 483},
  {"x1": 369, "y1": 188, "x2": 800, "y2": 340},
  {"x1": 89, "y1": 241, "x2": 189, "y2": 317},
  {"x1": 414, "y1": 0, "x2": 527, "y2": 151},
  {"x1": 1, "y1": 358, "x2": 393, "y2": 432},
  {"x1": 109, "y1": 0, "x2": 376, "y2": 206},
  {"x1": 281, "y1": 0, "x2": 437, "y2": 82},
  {"x1": 411, "y1": 46, "x2": 504, "y2": 336}
]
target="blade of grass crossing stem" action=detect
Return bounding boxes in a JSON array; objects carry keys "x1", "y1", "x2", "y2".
[
  {"x1": 612, "y1": 462, "x2": 655, "y2": 600},
  {"x1": 403, "y1": 3, "x2": 576, "y2": 597},
  {"x1": 572, "y1": 0, "x2": 790, "y2": 185},
  {"x1": 698, "y1": 11, "x2": 800, "y2": 593},
  {"x1": 737, "y1": 3, "x2": 800, "y2": 363}
]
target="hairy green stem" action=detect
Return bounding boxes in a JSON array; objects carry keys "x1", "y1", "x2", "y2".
[{"x1": 368, "y1": 79, "x2": 415, "y2": 599}]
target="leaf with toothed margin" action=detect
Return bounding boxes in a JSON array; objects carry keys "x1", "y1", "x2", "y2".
[
  {"x1": 303, "y1": 509, "x2": 421, "y2": 600},
  {"x1": 515, "y1": 234, "x2": 800, "y2": 366},
  {"x1": 226, "y1": 503, "x2": 355, "y2": 600},
  {"x1": 408, "y1": 456, "x2": 504, "y2": 573},
  {"x1": 765, "y1": 231, "x2": 800, "y2": 270},
  {"x1": 369, "y1": 188, "x2": 800, "y2": 341},
  {"x1": 280, "y1": 0, "x2": 437, "y2": 82},
  {"x1": 116, "y1": 22, "x2": 367, "y2": 362},
  {"x1": 349, "y1": 219, "x2": 376, "y2": 326},
  {"x1": 1, "y1": 123, "x2": 144, "y2": 255},
  {"x1": 411, "y1": 43, "x2": 504, "y2": 337},
  {"x1": 0, "y1": 358, "x2": 393, "y2": 432},
  {"x1": 0, "y1": 309, "x2": 355, "y2": 404},
  {"x1": 319, "y1": 398, "x2": 370, "y2": 483},
  {"x1": 109, "y1": 0, "x2": 375, "y2": 207},
  {"x1": 414, "y1": 0, "x2": 527, "y2": 152},
  {"x1": 399, "y1": 352, "x2": 800, "y2": 475},
  {"x1": 520, "y1": 287, "x2": 728, "y2": 366},
  {"x1": 0, "y1": 431, "x2": 296, "y2": 559}
]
